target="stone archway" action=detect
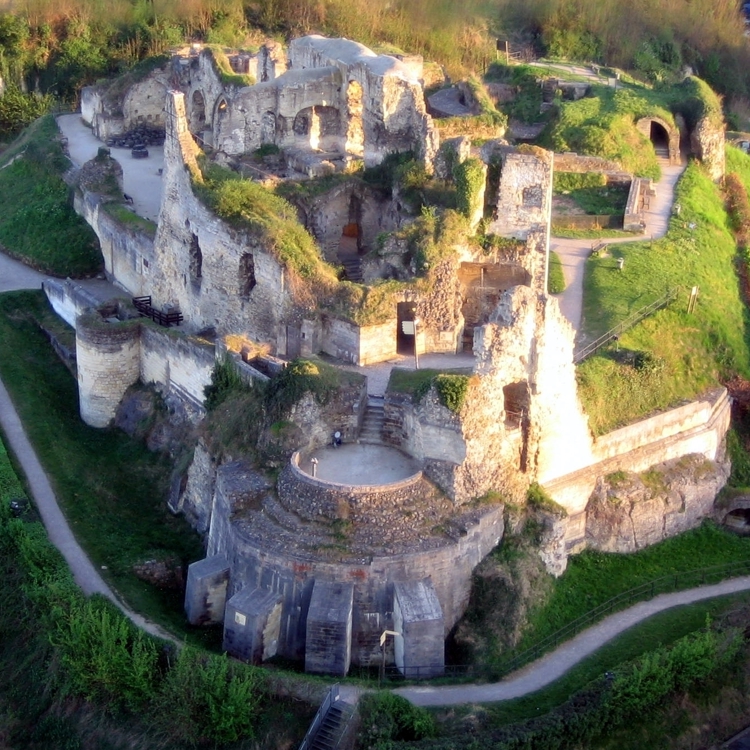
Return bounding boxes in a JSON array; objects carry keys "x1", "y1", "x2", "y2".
[
  {"x1": 636, "y1": 116, "x2": 680, "y2": 164},
  {"x1": 346, "y1": 80, "x2": 365, "y2": 157},
  {"x1": 292, "y1": 105, "x2": 341, "y2": 150},
  {"x1": 189, "y1": 90, "x2": 206, "y2": 134}
]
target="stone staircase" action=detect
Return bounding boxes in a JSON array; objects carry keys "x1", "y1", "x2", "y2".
[
  {"x1": 339, "y1": 255, "x2": 363, "y2": 283},
  {"x1": 359, "y1": 397, "x2": 385, "y2": 444},
  {"x1": 305, "y1": 700, "x2": 354, "y2": 750}
]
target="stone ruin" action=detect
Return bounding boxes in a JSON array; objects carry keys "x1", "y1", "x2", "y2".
[{"x1": 55, "y1": 36, "x2": 733, "y2": 677}]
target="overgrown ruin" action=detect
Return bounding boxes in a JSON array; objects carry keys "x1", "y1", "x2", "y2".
[{"x1": 45, "y1": 36, "x2": 732, "y2": 677}]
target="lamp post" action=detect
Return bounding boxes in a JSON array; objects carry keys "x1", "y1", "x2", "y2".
[{"x1": 413, "y1": 318, "x2": 420, "y2": 370}]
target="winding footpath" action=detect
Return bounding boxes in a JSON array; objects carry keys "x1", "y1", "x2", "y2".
[
  {"x1": 0, "y1": 116, "x2": 744, "y2": 711},
  {"x1": 553, "y1": 158, "x2": 686, "y2": 335}
]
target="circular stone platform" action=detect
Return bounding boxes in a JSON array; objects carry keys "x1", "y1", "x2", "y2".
[{"x1": 303, "y1": 443, "x2": 420, "y2": 485}]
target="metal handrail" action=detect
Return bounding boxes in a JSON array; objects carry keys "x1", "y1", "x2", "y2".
[{"x1": 574, "y1": 287, "x2": 678, "y2": 363}]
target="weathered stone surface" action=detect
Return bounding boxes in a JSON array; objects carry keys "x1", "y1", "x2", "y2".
[
  {"x1": 393, "y1": 579, "x2": 445, "y2": 677},
  {"x1": 305, "y1": 580, "x2": 354, "y2": 676},
  {"x1": 184, "y1": 553, "x2": 230, "y2": 625},
  {"x1": 691, "y1": 115, "x2": 725, "y2": 182},
  {"x1": 585, "y1": 454, "x2": 730, "y2": 553},
  {"x1": 132, "y1": 556, "x2": 184, "y2": 589},
  {"x1": 223, "y1": 587, "x2": 284, "y2": 664}
]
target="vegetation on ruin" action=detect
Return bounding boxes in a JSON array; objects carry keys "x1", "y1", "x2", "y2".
[
  {"x1": 206, "y1": 45, "x2": 256, "y2": 86},
  {"x1": 0, "y1": 438, "x2": 315, "y2": 748},
  {"x1": 484, "y1": 63, "x2": 546, "y2": 125},
  {"x1": 0, "y1": 115, "x2": 103, "y2": 277},
  {"x1": 547, "y1": 251, "x2": 566, "y2": 294},
  {"x1": 457, "y1": 521, "x2": 750, "y2": 675},
  {"x1": 387, "y1": 367, "x2": 474, "y2": 407},
  {"x1": 194, "y1": 157, "x2": 340, "y2": 295},
  {"x1": 102, "y1": 203, "x2": 158, "y2": 237},
  {"x1": 0, "y1": 290, "x2": 209, "y2": 640},
  {"x1": 577, "y1": 158, "x2": 750, "y2": 434},
  {"x1": 453, "y1": 157, "x2": 485, "y2": 220},
  {"x1": 433, "y1": 373, "x2": 472, "y2": 413}
]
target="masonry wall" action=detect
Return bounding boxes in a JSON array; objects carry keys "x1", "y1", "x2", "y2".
[
  {"x1": 205, "y1": 468, "x2": 503, "y2": 666},
  {"x1": 43, "y1": 278, "x2": 109, "y2": 330},
  {"x1": 543, "y1": 388, "x2": 731, "y2": 516},
  {"x1": 152, "y1": 92, "x2": 291, "y2": 352},
  {"x1": 139, "y1": 326, "x2": 215, "y2": 407},
  {"x1": 76, "y1": 316, "x2": 141, "y2": 427},
  {"x1": 74, "y1": 191, "x2": 155, "y2": 296}
]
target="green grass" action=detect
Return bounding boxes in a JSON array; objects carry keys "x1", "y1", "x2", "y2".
[
  {"x1": 101, "y1": 203, "x2": 157, "y2": 238},
  {"x1": 387, "y1": 367, "x2": 473, "y2": 400},
  {"x1": 480, "y1": 591, "x2": 750, "y2": 727},
  {"x1": 515, "y1": 522, "x2": 750, "y2": 656},
  {"x1": 548, "y1": 251, "x2": 566, "y2": 294},
  {"x1": 577, "y1": 159, "x2": 750, "y2": 434},
  {"x1": 0, "y1": 116, "x2": 103, "y2": 277},
  {"x1": 552, "y1": 227, "x2": 638, "y2": 239},
  {"x1": 0, "y1": 290, "x2": 209, "y2": 643},
  {"x1": 561, "y1": 184, "x2": 629, "y2": 215}
]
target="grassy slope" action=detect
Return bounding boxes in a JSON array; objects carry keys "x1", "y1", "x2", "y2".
[
  {"x1": 0, "y1": 290, "x2": 208, "y2": 640},
  {"x1": 577, "y1": 159, "x2": 750, "y2": 434},
  {"x1": 0, "y1": 116, "x2": 102, "y2": 277}
]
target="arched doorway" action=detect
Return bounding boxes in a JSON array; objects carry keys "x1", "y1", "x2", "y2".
[
  {"x1": 190, "y1": 90, "x2": 206, "y2": 134},
  {"x1": 725, "y1": 508, "x2": 750, "y2": 534},
  {"x1": 650, "y1": 120, "x2": 670, "y2": 159},
  {"x1": 293, "y1": 105, "x2": 340, "y2": 150},
  {"x1": 346, "y1": 80, "x2": 364, "y2": 157}
]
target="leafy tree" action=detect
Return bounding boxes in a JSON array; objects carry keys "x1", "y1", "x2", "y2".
[{"x1": 0, "y1": 86, "x2": 52, "y2": 138}]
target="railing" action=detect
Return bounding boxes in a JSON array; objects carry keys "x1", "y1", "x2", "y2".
[
  {"x1": 370, "y1": 558, "x2": 750, "y2": 684},
  {"x1": 298, "y1": 684, "x2": 339, "y2": 750},
  {"x1": 573, "y1": 287, "x2": 678, "y2": 363},
  {"x1": 132, "y1": 296, "x2": 184, "y2": 327}
]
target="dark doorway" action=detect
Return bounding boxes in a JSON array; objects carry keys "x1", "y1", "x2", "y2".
[
  {"x1": 396, "y1": 302, "x2": 417, "y2": 355},
  {"x1": 725, "y1": 508, "x2": 750, "y2": 534},
  {"x1": 286, "y1": 325, "x2": 301, "y2": 359},
  {"x1": 338, "y1": 194, "x2": 364, "y2": 282},
  {"x1": 649, "y1": 121, "x2": 670, "y2": 159}
]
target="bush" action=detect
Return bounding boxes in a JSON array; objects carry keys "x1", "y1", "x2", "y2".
[
  {"x1": 434, "y1": 373, "x2": 471, "y2": 413},
  {"x1": 358, "y1": 692, "x2": 435, "y2": 749},
  {"x1": 453, "y1": 157, "x2": 485, "y2": 220}
]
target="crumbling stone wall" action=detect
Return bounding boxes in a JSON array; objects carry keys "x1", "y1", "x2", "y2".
[
  {"x1": 691, "y1": 115, "x2": 725, "y2": 181},
  {"x1": 151, "y1": 92, "x2": 293, "y2": 353}
]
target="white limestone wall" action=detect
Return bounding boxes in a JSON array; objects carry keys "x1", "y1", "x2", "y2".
[
  {"x1": 42, "y1": 279, "x2": 103, "y2": 330},
  {"x1": 76, "y1": 317, "x2": 141, "y2": 427}
]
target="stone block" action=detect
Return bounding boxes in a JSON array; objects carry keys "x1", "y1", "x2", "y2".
[
  {"x1": 223, "y1": 587, "x2": 283, "y2": 663},
  {"x1": 393, "y1": 579, "x2": 444, "y2": 678},
  {"x1": 184, "y1": 553, "x2": 230, "y2": 625},
  {"x1": 305, "y1": 580, "x2": 354, "y2": 676}
]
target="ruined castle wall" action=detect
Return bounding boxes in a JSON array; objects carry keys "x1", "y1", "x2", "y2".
[
  {"x1": 122, "y1": 74, "x2": 169, "y2": 129},
  {"x1": 74, "y1": 191, "x2": 154, "y2": 296},
  {"x1": 543, "y1": 388, "x2": 730, "y2": 516},
  {"x1": 205, "y1": 464, "x2": 503, "y2": 664},
  {"x1": 152, "y1": 93, "x2": 290, "y2": 351},
  {"x1": 42, "y1": 279, "x2": 109, "y2": 330},
  {"x1": 76, "y1": 317, "x2": 141, "y2": 428},
  {"x1": 691, "y1": 115, "x2": 725, "y2": 182},
  {"x1": 139, "y1": 326, "x2": 215, "y2": 407}
]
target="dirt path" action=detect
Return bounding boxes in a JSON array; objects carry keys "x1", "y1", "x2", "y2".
[{"x1": 552, "y1": 159, "x2": 685, "y2": 335}]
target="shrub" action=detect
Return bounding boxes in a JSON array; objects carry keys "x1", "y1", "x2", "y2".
[
  {"x1": 359, "y1": 692, "x2": 435, "y2": 749},
  {"x1": 434, "y1": 373, "x2": 470, "y2": 413},
  {"x1": 454, "y1": 157, "x2": 485, "y2": 220}
]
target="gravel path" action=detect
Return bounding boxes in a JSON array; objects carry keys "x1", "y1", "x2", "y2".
[
  {"x1": 552, "y1": 159, "x2": 685, "y2": 335},
  {"x1": 396, "y1": 575, "x2": 750, "y2": 706}
]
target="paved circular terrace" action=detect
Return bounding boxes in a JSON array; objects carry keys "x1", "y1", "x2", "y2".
[{"x1": 302, "y1": 443, "x2": 420, "y2": 485}]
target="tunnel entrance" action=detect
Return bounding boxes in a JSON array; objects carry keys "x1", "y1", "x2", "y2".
[{"x1": 649, "y1": 121, "x2": 670, "y2": 159}]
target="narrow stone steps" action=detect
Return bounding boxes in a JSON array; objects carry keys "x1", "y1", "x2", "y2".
[
  {"x1": 340, "y1": 256, "x2": 363, "y2": 283},
  {"x1": 359, "y1": 402, "x2": 385, "y2": 445},
  {"x1": 308, "y1": 703, "x2": 354, "y2": 750}
]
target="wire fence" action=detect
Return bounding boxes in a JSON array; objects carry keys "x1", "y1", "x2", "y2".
[{"x1": 367, "y1": 558, "x2": 750, "y2": 685}]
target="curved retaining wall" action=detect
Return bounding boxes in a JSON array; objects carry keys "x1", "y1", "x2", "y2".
[
  {"x1": 76, "y1": 316, "x2": 140, "y2": 427},
  {"x1": 207, "y1": 469, "x2": 504, "y2": 665},
  {"x1": 281, "y1": 451, "x2": 424, "y2": 522}
]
